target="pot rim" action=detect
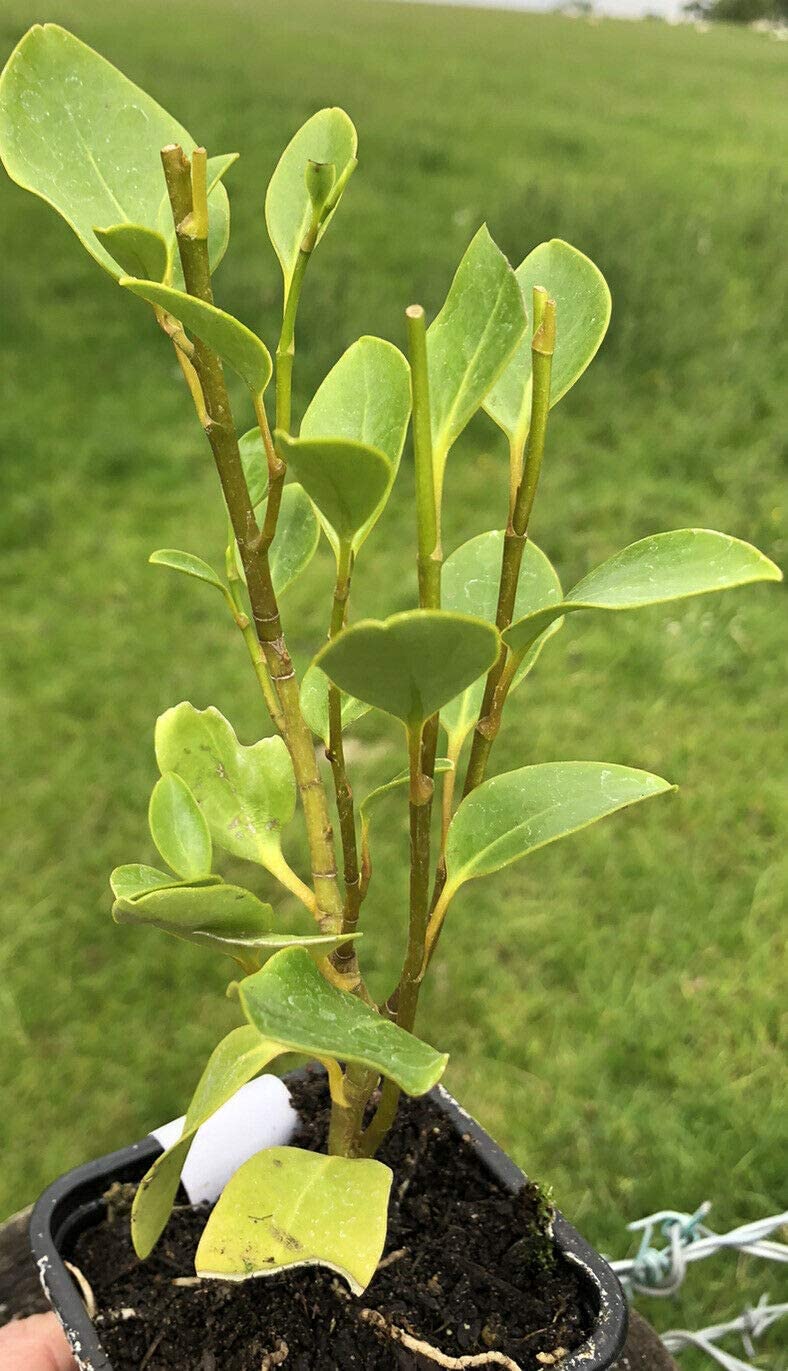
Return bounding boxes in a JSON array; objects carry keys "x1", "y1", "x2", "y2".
[{"x1": 30, "y1": 1076, "x2": 628, "y2": 1371}]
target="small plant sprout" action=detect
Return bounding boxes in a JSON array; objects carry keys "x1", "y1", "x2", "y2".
[{"x1": 0, "y1": 23, "x2": 780, "y2": 1297}]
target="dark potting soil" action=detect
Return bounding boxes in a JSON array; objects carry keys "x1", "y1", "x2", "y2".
[{"x1": 74, "y1": 1072, "x2": 595, "y2": 1370}]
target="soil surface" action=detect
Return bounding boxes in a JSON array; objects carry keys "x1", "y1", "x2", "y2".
[{"x1": 74, "y1": 1071, "x2": 596, "y2": 1370}]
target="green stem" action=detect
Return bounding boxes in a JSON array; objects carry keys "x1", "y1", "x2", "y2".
[
  {"x1": 225, "y1": 559, "x2": 286, "y2": 735},
  {"x1": 160, "y1": 145, "x2": 354, "y2": 964},
  {"x1": 253, "y1": 395, "x2": 286, "y2": 553},
  {"x1": 407, "y1": 305, "x2": 442, "y2": 610},
  {"x1": 462, "y1": 291, "x2": 556, "y2": 798},
  {"x1": 326, "y1": 542, "x2": 364, "y2": 961},
  {"x1": 361, "y1": 721, "x2": 435, "y2": 1156},
  {"x1": 275, "y1": 248, "x2": 310, "y2": 433}
]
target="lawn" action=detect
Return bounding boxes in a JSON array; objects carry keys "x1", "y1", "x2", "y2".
[{"x1": 0, "y1": 0, "x2": 784, "y2": 1358}]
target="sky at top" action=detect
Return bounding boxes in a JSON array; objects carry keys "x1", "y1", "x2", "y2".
[{"x1": 369, "y1": 0, "x2": 691, "y2": 22}]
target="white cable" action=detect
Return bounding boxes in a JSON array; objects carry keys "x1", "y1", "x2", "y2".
[
  {"x1": 662, "y1": 1297, "x2": 788, "y2": 1370},
  {"x1": 607, "y1": 1206, "x2": 788, "y2": 1368}
]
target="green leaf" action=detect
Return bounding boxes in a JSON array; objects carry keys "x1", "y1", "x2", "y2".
[
  {"x1": 300, "y1": 337, "x2": 411, "y2": 551},
  {"x1": 132, "y1": 1026, "x2": 283, "y2": 1258},
  {"x1": 196, "y1": 1147, "x2": 392, "y2": 1295},
  {"x1": 238, "y1": 427, "x2": 269, "y2": 507},
  {"x1": 148, "y1": 773, "x2": 212, "y2": 881},
  {"x1": 268, "y1": 485, "x2": 321, "y2": 597},
  {"x1": 109, "y1": 864, "x2": 176, "y2": 900},
  {"x1": 94, "y1": 224, "x2": 169, "y2": 282},
  {"x1": 230, "y1": 481, "x2": 320, "y2": 599},
  {"x1": 0, "y1": 25, "x2": 232, "y2": 280},
  {"x1": 154, "y1": 704, "x2": 295, "y2": 869},
  {"x1": 240, "y1": 947, "x2": 448, "y2": 1095},
  {"x1": 441, "y1": 531, "x2": 563, "y2": 749},
  {"x1": 485, "y1": 239, "x2": 611, "y2": 443},
  {"x1": 445, "y1": 762, "x2": 674, "y2": 894},
  {"x1": 149, "y1": 549, "x2": 224, "y2": 591},
  {"x1": 427, "y1": 225, "x2": 526, "y2": 497},
  {"x1": 275, "y1": 433, "x2": 392, "y2": 556},
  {"x1": 503, "y1": 529, "x2": 783, "y2": 656},
  {"x1": 299, "y1": 665, "x2": 370, "y2": 747},
  {"x1": 120, "y1": 279, "x2": 272, "y2": 399},
  {"x1": 113, "y1": 881, "x2": 360, "y2": 963},
  {"x1": 265, "y1": 108, "x2": 357, "y2": 293},
  {"x1": 315, "y1": 610, "x2": 500, "y2": 729}
]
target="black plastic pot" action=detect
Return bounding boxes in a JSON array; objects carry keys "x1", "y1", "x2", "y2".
[{"x1": 30, "y1": 1080, "x2": 628, "y2": 1370}]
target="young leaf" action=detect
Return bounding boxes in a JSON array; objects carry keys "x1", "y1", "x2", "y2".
[
  {"x1": 315, "y1": 610, "x2": 500, "y2": 729},
  {"x1": 268, "y1": 485, "x2": 321, "y2": 597},
  {"x1": 238, "y1": 427, "x2": 270, "y2": 507},
  {"x1": 427, "y1": 225, "x2": 526, "y2": 499},
  {"x1": 445, "y1": 762, "x2": 674, "y2": 894},
  {"x1": 299, "y1": 665, "x2": 371, "y2": 747},
  {"x1": 155, "y1": 704, "x2": 295, "y2": 869},
  {"x1": 132, "y1": 1026, "x2": 283, "y2": 1258},
  {"x1": 149, "y1": 549, "x2": 225, "y2": 591},
  {"x1": 300, "y1": 337, "x2": 411, "y2": 550},
  {"x1": 109, "y1": 864, "x2": 177, "y2": 901},
  {"x1": 148, "y1": 773, "x2": 212, "y2": 881},
  {"x1": 503, "y1": 529, "x2": 783, "y2": 656},
  {"x1": 275, "y1": 433, "x2": 392, "y2": 556},
  {"x1": 120, "y1": 279, "x2": 272, "y2": 399},
  {"x1": 113, "y1": 881, "x2": 361, "y2": 962},
  {"x1": 485, "y1": 239, "x2": 611, "y2": 444},
  {"x1": 265, "y1": 108, "x2": 357, "y2": 293},
  {"x1": 0, "y1": 25, "x2": 232, "y2": 279},
  {"x1": 230, "y1": 482, "x2": 320, "y2": 598},
  {"x1": 240, "y1": 947, "x2": 448, "y2": 1095},
  {"x1": 196, "y1": 1147, "x2": 392, "y2": 1295},
  {"x1": 94, "y1": 224, "x2": 169, "y2": 283},
  {"x1": 441, "y1": 531, "x2": 563, "y2": 749}
]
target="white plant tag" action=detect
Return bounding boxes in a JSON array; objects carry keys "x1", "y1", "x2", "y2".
[{"x1": 151, "y1": 1073, "x2": 299, "y2": 1205}]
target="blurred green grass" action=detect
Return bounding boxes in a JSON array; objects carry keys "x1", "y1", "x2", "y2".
[{"x1": 0, "y1": 0, "x2": 784, "y2": 1356}]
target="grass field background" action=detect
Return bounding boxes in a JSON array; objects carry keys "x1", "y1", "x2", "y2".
[{"x1": 0, "y1": 0, "x2": 785, "y2": 1356}]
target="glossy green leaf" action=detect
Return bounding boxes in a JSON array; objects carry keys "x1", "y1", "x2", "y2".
[
  {"x1": 275, "y1": 433, "x2": 392, "y2": 555},
  {"x1": 155, "y1": 704, "x2": 295, "y2": 869},
  {"x1": 0, "y1": 25, "x2": 232, "y2": 280},
  {"x1": 230, "y1": 480, "x2": 320, "y2": 599},
  {"x1": 441, "y1": 531, "x2": 563, "y2": 748},
  {"x1": 427, "y1": 225, "x2": 526, "y2": 499},
  {"x1": 315, "y1": 611, "x2": 500, "y2": 729},
  {"x1": 485, "y1": 239, "x2": 611, "y2": 443},
  {"x1": 148, "y1": 772, "x2": 212, "y2": 881},
  {"x1": 445, "y1": 762, "x2": 674, "y2": 894},
  {"x1": 268, "y1": 484, "x2": 321, "y2": 597},
  {"x1": 149, "y1": 548, "x2": 224, "y2": 591},
  {"x1": 300, "y1": 337, "x2": 411, "y2": 551},
  {"x1": 265, "y1": 108, "x2": 357, "y2": 293},
  {"x1": 113, "y1": 881, "x2": 360, "y2": 963},
  {"x1": 94, "y1": 223, "x2": 168, "y2": 282},
  {"x1": 240, "y1": 947, "x2": 448, "y2": 1095},
  {"x1": 132, "y1": 1026, "x2": 283, "y2": 1258},
  {"x1": 299, "y1": 665, "x2": 370, "y2": 747},
  {"x1": 120, "y1": 278, "x2": 272, "y2": 398},
  {"x1": 109, "y1": 864, "x2": 176, "y2": 900},
  {"x1": 238, "y1": 426, "x2": 269, "y2": 507},
  {"x1": 503, "y1": 529, "x2": 783, "y2": 656},
  {"x1": 196, "y1": 1147, "x2": 392, "y2": 1294}
]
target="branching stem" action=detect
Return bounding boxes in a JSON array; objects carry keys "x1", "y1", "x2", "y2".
[
  {"x1": 462, "y1": 291, "x2": 556, "y2": 798},
  {"x1": 159, "y1": 145, "x2": 356, "y2": 974}
]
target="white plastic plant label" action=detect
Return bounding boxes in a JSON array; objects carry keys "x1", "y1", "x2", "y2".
[{"x1": 151, "y1": 1073, "x2": 299, "y2": 1205}]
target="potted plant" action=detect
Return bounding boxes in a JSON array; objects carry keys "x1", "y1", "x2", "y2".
[{"x1": 0, "y1": 23, "x2": 779, "y2": 1371}]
